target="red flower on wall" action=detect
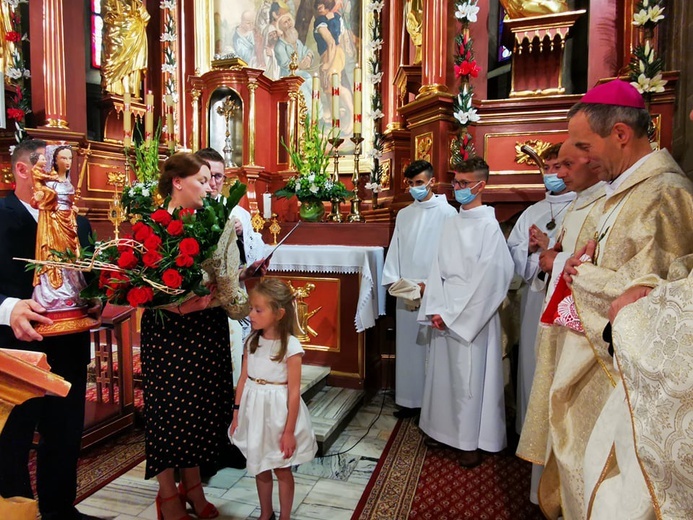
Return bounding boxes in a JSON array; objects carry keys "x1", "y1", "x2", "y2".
[
  {"x1": 5, "y1": 31, "x2": 20, "y2": 42},
  {"x1": 7, "y1": 108, "x2": 25, "y2": 121}
]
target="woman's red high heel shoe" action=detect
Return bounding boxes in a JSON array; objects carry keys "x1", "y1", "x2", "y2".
[
  {"x1": 178, "y1": 481, "x2": 220, "y2": 519},
  {"x1": 155, "y1": 493, "x2": 192, "y2": 520}
]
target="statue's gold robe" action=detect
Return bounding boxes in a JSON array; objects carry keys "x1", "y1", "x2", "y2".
[
  {"x1": 539, "y1": 149, "x2": 693, "y2": 519},
  {"x1": 584, "y1": 255, "x2": 693, "y2": 519}
]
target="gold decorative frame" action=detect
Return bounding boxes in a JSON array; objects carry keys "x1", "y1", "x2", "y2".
[
  {"x1": 483, "y1": 129, "x2": 567, "y2": 175},
  {"x1": 415, "y1": 132, "x2": 433, "y2": 162}
]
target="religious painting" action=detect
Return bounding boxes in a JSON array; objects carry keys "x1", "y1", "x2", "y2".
[{"x1": 212, "y1": 0, "x2": 370, "y2": 151}]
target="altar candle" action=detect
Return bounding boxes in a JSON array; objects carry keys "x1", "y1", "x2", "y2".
[
  {"x1": 331, "y1": 72, "x2": 340, "y2": 129},
  {"x1": 263, "y1": 192, "x2": 272, "y2": 219},
  {"x1": 165, "y1": 94, "x2": 174, "y2": 150},
  {"x1": 311, "y1": 74, "x2": 320, "y2": 124},
  {"x1": 353, "y1": 64, "x2": 362, "y2": 136},
  {"x1": 123, "y1": 92, "x2": 132, "y2": 149},
  {"x1": 144, "y1": 90, "x2": 154, "y2": 144}
]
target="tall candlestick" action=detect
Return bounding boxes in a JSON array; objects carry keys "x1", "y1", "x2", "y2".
[
  {"x1": 123, "y1": 92, "x2": 131, "y2": 149},
  {"x1": 165, "y1": 94, "x2": 174, "y2": 151},
  {"x1": 145, "y1": 90, "x2": 154, "y2": 144},
  {"x1": 263, "y1": 192, "x2": 272, "y2": 219},
  {"x1": 353, "y1": 64, "x2": 362, "y2": 136},
  {"x1": 331, "y1": 72, "x2": 340, "y2": 130},
  {"x1": 311, "y1": 74, "x2": 320, "y2": 125}
]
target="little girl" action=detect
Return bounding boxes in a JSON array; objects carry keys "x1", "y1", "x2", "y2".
[{"x1": 230, "y1": 278, "x2": 318, "y2": 520}]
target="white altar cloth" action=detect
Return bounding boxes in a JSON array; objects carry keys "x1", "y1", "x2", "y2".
[{"x1": 267, "y1": 245, "x2": 386, "y2": 332}]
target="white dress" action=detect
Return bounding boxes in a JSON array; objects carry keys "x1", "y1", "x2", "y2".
[{"x1": 231, "y1": 335, "x2": 318, "y2": 476}]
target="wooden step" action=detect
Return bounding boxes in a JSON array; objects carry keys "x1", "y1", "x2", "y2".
[{"x1": 305, "y1": 386, "x2": 365, "y2": 455}]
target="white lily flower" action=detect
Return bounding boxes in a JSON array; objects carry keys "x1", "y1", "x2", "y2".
[
  {"x1": 141, "y1": 189, "x2": 150, "y2": 197},
  {"x1": 367, "y1": 39, "x2": 383, "y2": 53},
  {"x1": 308, "y1": 173, "x2": 315, "y2": 182},
  {"x1": 22, "y1": 69, "x2": 30, "y2": 78},
  {"x1": 160, "y1": 0, "x2": 175, "y2": 9},
  {"x1": 162, "y1": 63, "x2": 176, "y2": 74},
  {"x1": 647, "y1": 5, "x2": 665, "y2": 23},
  {"x1": 6, "y1": 67, "x2": 22, "y2": 80},
  {"x1": 372, "y1": 72, "x2": 384, "y2": 84},
  {"x1": 367, "y1": 109, "x2": 384, "y2": 120},
  {"x1": 160, "y1": 33, "x2": 176, "y2": 42},
  {"x1": 309, "y1": 183, "x2": 319, "y2": 194},
  {"x1": 632, "y1": 9, "x2": 649, "y2": 26},
  {"x1": 647, "y1": 73, "x2": 667, "y2": 93}
]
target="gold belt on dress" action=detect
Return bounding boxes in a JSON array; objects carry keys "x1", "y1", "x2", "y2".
[{"x1": 248, "y1": 375, "x2": 287, "y2": 385}]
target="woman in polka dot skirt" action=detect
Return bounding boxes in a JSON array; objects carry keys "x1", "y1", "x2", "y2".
[{"x1": 140, "y1": 154, "x2": 263, "y2": 520}]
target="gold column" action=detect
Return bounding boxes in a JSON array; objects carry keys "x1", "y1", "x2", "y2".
[
  {"x1": 43, "y1": 0, "x2": 69, "y2": 128},
  {"x1": 190, "y1": 88, "x2": 201, "y2": 152},
  {"x1": 287, "y1": 90, "x2": 298, "y2": 170},
  {"x1": 247, "y1": 81, "x2": 258, "y2": 166}
]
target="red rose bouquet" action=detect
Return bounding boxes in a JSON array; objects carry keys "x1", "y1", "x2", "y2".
[{"x1": 79, "y1": 181, "x2": 248, "y2": 313}]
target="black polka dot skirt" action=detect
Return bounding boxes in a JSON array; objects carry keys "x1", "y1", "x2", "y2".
[{"x1": 140, "y1": 307, "x2": 233, "y2": 479}]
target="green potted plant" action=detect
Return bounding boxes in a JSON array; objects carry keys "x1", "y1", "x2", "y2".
[{"x1": 274, "y1": 119, "x2": 351, "y2": 221}]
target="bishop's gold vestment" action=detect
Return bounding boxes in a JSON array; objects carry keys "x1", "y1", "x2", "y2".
[
  {"x1": 587, "y1": 255, "x2": 693, "y2": 520},
  {"x1": 540, "y1": 149, "x2": 693, "y2": 519}
]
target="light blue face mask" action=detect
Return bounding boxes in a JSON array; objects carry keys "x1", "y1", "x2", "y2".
[
  {"x1": 454, "y1": 183, "x2": 479, "y2": 206},
  {"x1": 409, "y1": 182, "x2": 431, "y2": 201},
  {"x1": 543, "y1": 174, "x2": 566, "y2": 193}
]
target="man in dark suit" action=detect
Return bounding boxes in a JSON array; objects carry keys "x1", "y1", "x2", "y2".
[{"x1": 0, "y1": 139, "x2": 101, "y2": 520}]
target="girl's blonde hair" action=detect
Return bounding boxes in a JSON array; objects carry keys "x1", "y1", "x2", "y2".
[{"x1": 247, "y1": 278, "x2": 298, "y2": 361}]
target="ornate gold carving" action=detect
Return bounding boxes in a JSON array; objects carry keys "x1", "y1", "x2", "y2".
[
  {"x1": 288, "y1": 281, "x2": 322, "y2": 343},
  {"x1": 417, "y1": 84, "x2": 449, "y2": 98},
  {"x1": 44, "y1": 118, "x2": 69, "y2": 129},
  {"x1": 500, "y1": 0, "x2": 569, "y2": 19},
  {"x1": 250, "y1": 211, "x2": 266, "y2": 233},
  {"x1": 101, "y1": 0, "x2": 150, "y2": 97},
  {"x1": 405, "y1": 0, "x2": 423, "y2": 64},
  {"x1": 107, "y1": 171, "x2": 127, "y2": 187},
  {"x1": 1, "y1": 167, "x2": 12, "y2": 185},
  {"x1": 415, "y1": 132, "x2": 433, "y2": 162},
  {"x1": 211, "y1": 56, "x2": 248, "y2": 70},
  {"x1": 247, "y1": 81, "x2": 258, "y2": 167},
  {"x1": 515, "y1": 139, "x2": 553, "y2": 165},
  {"x1": 380, "y1": 159, "x2": 391, "y2": 190}
]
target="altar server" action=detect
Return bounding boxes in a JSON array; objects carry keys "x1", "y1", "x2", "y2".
[
  {"x1": 507, "y1": 142, "x2": 576, "y2": 434},
  {"x1": 418, "y1": 157, "x2": 514, "y2": 468},
  {"x1": 382, "y1": 160, "x2": 456, "y2": 418}
]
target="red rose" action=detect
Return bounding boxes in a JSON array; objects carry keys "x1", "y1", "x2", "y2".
[
  {"x1": 117, "y1": 250, "x2": 139, "y2": 269},
  {"x1": 151, "y1": 209, "x2": 172, "y2": 226},
  {"x1": 5, "y1": 31, "x2": 20, "y2": 43},
  {"x1": 132, "y1": 221, "x2": 153, "y2": 242},
  {"x1": 179, "y1": 237, "x2": 200, "y2": 256},
  {"x1": 175, "y1": 254, "x2": 194, "y2": 268},
  {"x1": 162, "y1": 268, "x2": 183, "y2": 289},
  {"x1": 142, "y1": 250, "x2": 163, "y2": 268},
  {"x1": 179, "y1": 208, "x2": 195, "y2": 219},
  {"x1": 143, "y1": 234, "x2": 162, "y2": 251},
  {"x1": 166, "y1": 220, "x2": 184, "y2": 236},
  {"x1": 7, "y1": 108, "x2": 25, "y2": 121},
  {"x1": 126, "y1": 286, "x2": 154, "y2": 307}
]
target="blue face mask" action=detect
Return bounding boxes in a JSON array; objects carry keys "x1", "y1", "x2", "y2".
[
  {"x1": 454, "y1": 184, "x2": 479, "y2": 206},
  {"x1": 543, "y1": 174, "x2": 566, "y2": 193},
  {"x1": 409, "y1": 183, "x2": 430, "y2": 201}
]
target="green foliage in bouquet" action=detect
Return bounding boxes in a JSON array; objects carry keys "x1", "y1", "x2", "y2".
[
  {"x1": 82, "y1": 181, "x2": 247, "y2": 311},
  {"x1": 275, "y1": 119, "x2": 351, "y2": 202},
  {"x1": 121, "y1": 124, "x2": 164, "y2": 216}
]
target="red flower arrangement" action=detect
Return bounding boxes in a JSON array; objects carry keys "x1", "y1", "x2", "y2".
[{"x1": 81, "y1": 184, "x2": 246, "y2": 311}]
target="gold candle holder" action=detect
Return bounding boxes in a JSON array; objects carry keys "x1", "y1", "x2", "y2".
[
  {"x1": 327, "y1": 136, "x2": 344, "y2": 222},
  {"x1": 348, "y1": 134, "x2": 364, "y2": 223},
  {"x1": 106, "y1": 168, "x2": 127, "y2": 240},
  {"x1": 251, "y1": 211, "x2": 281, "y2": 245}
]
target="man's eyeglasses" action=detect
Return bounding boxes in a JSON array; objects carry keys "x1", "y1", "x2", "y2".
[
  {"x1": 211, "y1": 174, "x2": 224, "y2": 182},
  {"x1": 451, "y1": 179, "x2": 478, "y2": 189}
]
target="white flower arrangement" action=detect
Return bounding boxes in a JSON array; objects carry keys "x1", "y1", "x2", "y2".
[
  {"x1": 366, "y1": 1, "x2": 384, "y2": 13},
  {"x1": 628, "y1": 0, "x2": 667, "y2": 96},
  {"x1": 365, "y1": 182, "x2": 382, "y2": 193},
  {"x1": 454, "y1": 0, "x2": 479, "y2": 23}
]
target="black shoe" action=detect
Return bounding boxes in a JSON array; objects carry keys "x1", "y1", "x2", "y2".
[
  {"x1": 423, "y1": 436, "x2": 449, "y2": 449},
  {"x1": 458, "y1": 449, "x2": 482, "y2": 468},
  {"x1": 393, "y1": 407, "x2": 421, "y2": 419}
]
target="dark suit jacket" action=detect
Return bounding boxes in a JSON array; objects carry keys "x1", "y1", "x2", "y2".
[{"x1": 0, "y1": 193, "x2": 92, "y2": 363}]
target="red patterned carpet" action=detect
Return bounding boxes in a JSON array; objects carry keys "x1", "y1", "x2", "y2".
[
  {"x1": 29, "y1": 427, "x2": 145, "y2": 503},
  {"x1": 353, "y1": 418, "x2": 544, "y2": 520}
]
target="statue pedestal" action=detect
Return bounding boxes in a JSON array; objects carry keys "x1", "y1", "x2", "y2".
[{"x1": 503, "y1": 10, "x2": 585, "y2": 97}]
